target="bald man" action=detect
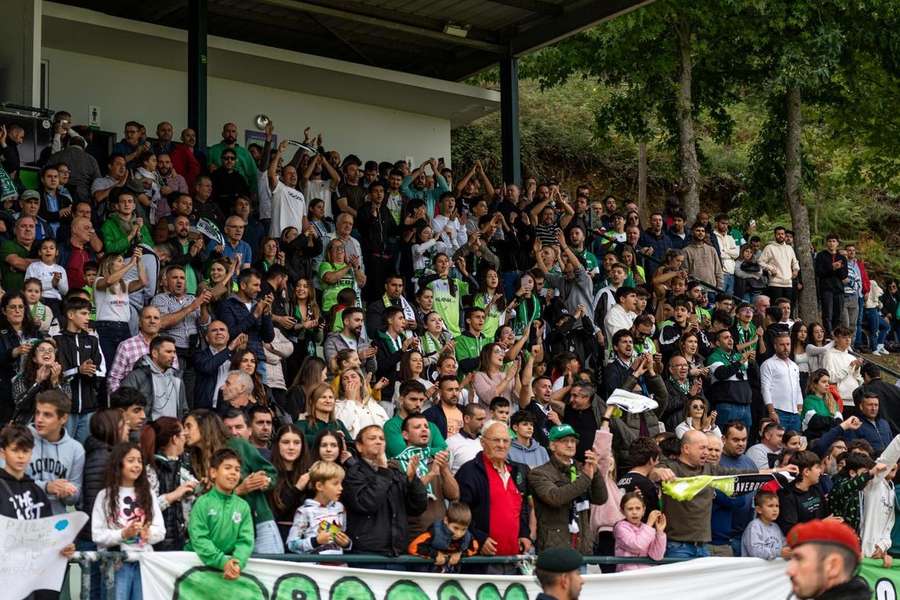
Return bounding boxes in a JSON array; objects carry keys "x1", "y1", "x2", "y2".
[
  {"x1": 457, "y1": 421, "x2": 532, "y2": 573},
  {"x1": 661, "y1": 430, "x2": 791, "y2": 559},
  {"x1": 205, "y1": 215, "x2": 252, "y2": 270},
  {"x1": 60, "y1": 216, "x2": 98, "y2": 289},
  {"x1": 207, "y1": 122, "x2": 257, "y2": 189}
]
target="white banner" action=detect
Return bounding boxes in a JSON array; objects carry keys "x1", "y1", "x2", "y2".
[
  {"x1": 140, "y1": 552, "x2": 793, "y2": 600},
  {"x1": 0, "y1": 511, "x2": 88, "y2": 600}
]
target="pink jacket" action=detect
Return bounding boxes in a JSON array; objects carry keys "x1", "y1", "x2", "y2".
[
  {"x1": 589, "y1": 430, "x2": 624, "y2": 533},
  {"x1": 613, "y1": 520, "x2": 667, "y2": 571}
]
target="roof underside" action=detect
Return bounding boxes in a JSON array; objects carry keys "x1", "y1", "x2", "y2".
[{"x1": 51, "y1": 0, "x2": 652, "y2": 81}]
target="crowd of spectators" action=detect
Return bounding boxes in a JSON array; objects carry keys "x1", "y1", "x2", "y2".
[{"x1": 1, "y1": 112, "x2": 900, "y2": 598}]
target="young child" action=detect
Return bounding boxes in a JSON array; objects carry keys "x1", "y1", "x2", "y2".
[
  {"x1": 0, "y1": 424, "x2": 75, "y2": 599},
  {"x1": 28, "y1": 389, "x2": 84, "y2": 515},
  {"x1": 285, "y1": 460, "x2": 351, "y2": 555},
  {"x1": 186, "y1": 448, "x2": 254, "y2": 580},
  {"x1": 92, "y1": 442, "x2": 164, "y2": 600},
  {"x1": 408, "y1": 501, "x2": 478, "y2": 573},
  {"x1": 830, "y1": 452, "x2": 886, "y2": 531},
  {"x1": 613, "y1": 491, "x2": 666, "y2": 571},
  {"x1": 24, "y1": 238, "x2": 68, "y2": 318},
  {"x1": 740, "y1": 491, "x2": 787, "y2": 559},
  {"x1": 23, "y1": 277, "x2": 55, "y2": 333},
  {"x1": 489, "y1": 397, "x2": 511, "y2": 425}
]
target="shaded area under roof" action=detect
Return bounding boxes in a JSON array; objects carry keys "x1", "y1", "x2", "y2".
[{"x1": 50, "y1": 0, "x2": 652, "y2": 81}]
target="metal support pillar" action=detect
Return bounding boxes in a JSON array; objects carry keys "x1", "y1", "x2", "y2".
[
  {"x1": 188, "y1": 0, "x2": 208, "y2": 152},
  {"x1": 499, "y1": 53, "x2": 521, "y2": 186}
]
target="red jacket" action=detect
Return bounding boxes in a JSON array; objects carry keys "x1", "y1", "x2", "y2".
[{"x1": 170, "y1": 143, "x2": 202, "y2": 190}]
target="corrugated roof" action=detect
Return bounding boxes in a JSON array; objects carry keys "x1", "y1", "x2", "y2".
[{"x1": 50, "y1": 0, "x2": 652, "y2": 80}]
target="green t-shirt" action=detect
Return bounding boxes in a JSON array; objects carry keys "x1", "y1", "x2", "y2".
[
  {"x1": 178, "y1": 241, "x2": 199, "y2": 295},
  {"x1": 803, "y1": 393, "x2": 835, "y2": 418},
  {"x1": 473, "y1": 292, "x2": 504, "y2": 340},
  {"x1": 428, "y1": 277, "x2": 468, "y2": 338},
  {"x1": 0, "y1": 239, "x2": 32, "y2": 293},
  {"x1": 318, "y1": 261, "x2": 356, "y2": 313}
]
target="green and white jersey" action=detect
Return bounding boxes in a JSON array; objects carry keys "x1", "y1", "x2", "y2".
[{"x1": 428, "y1": 277, "x2": 469, "y2": 338}]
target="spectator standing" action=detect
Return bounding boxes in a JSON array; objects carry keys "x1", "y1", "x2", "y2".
[
  {"x1": 706, "y1": 329, "x2": 754, "y2": 430},
  {"x1": 823, "y1": 326, "x2": 863, "y2": 407},
  {"x1": 761, "y1": 330, "x2": 804, "y2": 433},
  {"x1": 27, "y1": 389, "x2": 85, "y2": 515},
  {"x1": 815, "y1": 234, "x2": 848, "y2": 334},
  {"x1": 759, "y1": 226, "x2": 800, "y2": 306},
  {"x1": 343, "y1": 425, "x2": 428, "y2": 559},
  {"x1": 207, "y1": 122, "x2": 257, "y2": 190},
  {"x1": 842, "y1": 244, "x2": 869, "y2": 347},
  {"x1": 854, "y1": 363, "x2": 900, "y2": 434},
  {"x1": 712, "y1": 214, "x2": 739, "y2": 295},
  {"x1": 714, "y1": 422, "x2": 758, "y2": 556},
  {"x1": 682, "y1": 222, "x2": 724, "y2": 291},
  {"x1": 54, "y1": 296, "x2": 102, "y2": 442},
  {"x1": 169, "y1": 128, "x2": 202, "y2": 190},
  {"x1": 740, "y1": 491, "x2": 787, "y2": 559},
  {"x1": 120, "y1": 335, "x2": 188, "y2": 421},
  {"x1": 776, "y1": 451, "x2": 829, "y2": 534},
  {"x1": 457, "y1": 422, "x2": 532, "y2": 574},
  {"x1": 384, "y1": 380, "x2": 447, "y2": 459},
  {"x1": 268, "y1": 140, "x2": 306, "y2": 239},
  {"x1": 47, "y1": 136, "x2": 101, "y2": 203},
  {"x1": 446, "y1": 403, "x2": 487, "y2": 474},
  {"x1": 218, "y1": 268, "x2": 276, "y2": 372}
]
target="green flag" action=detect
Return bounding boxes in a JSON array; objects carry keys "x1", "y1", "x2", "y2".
[{"x1": 662, "y1": 473, "x2": 776, "y2": 501}]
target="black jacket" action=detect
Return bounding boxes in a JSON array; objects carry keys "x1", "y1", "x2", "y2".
[
  {"x1": 815, "y1": 577, "x2": 870, "y2": 600},
  {"x1": 853, "y1": 378, "x2": 900, "y2": 435},
  {"x1": 456, "y1": 451, "x2": 531, "y2": 545},
  {"x1": 192, "y1": 346, "x2": 232, "y2": 410},
  {"x1": 815, "y1": 250, "x2": 848, "y2": 292},
  {"x1": 54, "y1": 329, "x2": 103, "y2": 414},
  {"x1": 342, "y1": 458, "x2": 428, "y2": 556},
  {"x1": 78, "y1": 435, "x2": 112, "y2": 540},
  {"x1": 152, "y1": 456, "x2": 189, "y2": 551},
  {"x1": 284, "y1": 231, "x2": 323, "y2": 285}
]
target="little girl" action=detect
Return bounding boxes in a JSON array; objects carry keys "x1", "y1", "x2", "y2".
[
  {"x1": 23, "y1": 277, "x2": 54, "y2": 333},
  {"x1": 613, "y1": 491, "x2": 667, "y2": 571},
  {"x1": 412, "y1": 225, "x2": 451, "y2": 286},
  {"x1": 92, "y1": 442, "x2": 165, "y2": 600},
  {"x1": 24, "y1": 238, "x2": 68, "y2": 318}
]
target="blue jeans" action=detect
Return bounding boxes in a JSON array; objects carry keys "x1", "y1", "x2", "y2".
[
  {"x1": 115, "y1": 561, "x2": 141, "y2": 600},
  {"x1": 666, "y1": 541, "x2": 710, "y2": 559},
  {"x1": 723, "y1": 273, "x2": 735, "y2": 296},
  {"x1": 855, "y1": 296, "x2": 865, "y2": 346},
  {"x1": 66, "y1": 412, "x2": 94, "y2": 444},
  {"x1": 866, "y1": 308, "x2": 891, "y2": 348},
  {"x1": 715, "y1": 403, "x2": 752, "y2": 431},
  {"x1": 776, "y1": 409, "x2": 802, "y2": 433},
  {"x1": 254, "y1": 519, "x2": 284, "y2": 554}
]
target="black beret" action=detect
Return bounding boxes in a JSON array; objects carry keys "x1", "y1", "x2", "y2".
[{"x1": 535, "y1": 548, "x2": 582, "y2": 573}]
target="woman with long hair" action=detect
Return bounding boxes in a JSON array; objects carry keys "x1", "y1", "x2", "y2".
[
  {"x1": 472, "y1": 342, "x2": 519, "y2": 405},
  {"x1": 79, "y1": 409, "x2": 128, "y2": 547},
  {"x1": 0, "y1": 291, "x2": 43, "y2": 423},
  {"x1": 295, "y1": 383, "x2": 351, "y2": 446},
  {"x1": 319, "y1": 238, "x2": 364, "y2": 313},
  {"x1": 802, "y1": 369, "x2": 842, "y2": 434},
  {"x1": 269, "y1": 424, "x2": 309, "y2": 542},
  {"x1": 418, "y1": 252, "x2": 471, "y2": 338},
  {"x1": 334, "y1": 367, "x2": 388, "y2": 440},
  {"x1": 679, "y1": 332, "x2": 708, "y2": 379},
  {"x1": 286, "y1": 356, "x2": 327, "y2": 421},
  {"x1": 473, "y1": 266, "x2": 506, "y2": 340},
  {"x1": 618, "y1": 245, "x2": 645, "y2": 287},
  {"x1": 310, "y1": 428, "x2": 352, "y2": 465},
  {"x1": 419, "y1": 311, "x2": 453, "y2": 371},
  {"x1": 805, "y1": 322, "x2": 831, "y2": 373},
  {"x1": 140, "y1": 417, "x2": 198, "y2": 551},
  {"x1": 94, "y1": 250, "x2": 147, "y2": 369},
  {"x1": 281, "y1": 222, "x2": 324, "y2": 284},
  {"x1": 674, "y1": 396, "x2": 721, "y2": 439},
  {"x1": 510, "y1": 271, "x2": 542, "y2": 337},
  {"x1": 11, "y1": 338, "x2": 69, "y2": 424},
  {"x1": 395, "y1": 350, "x2": 436, "y2": 405},
  {"x1": 230, "y1": 349, "x2": 270, "y2": 407},
  {"x1": 284, "y1": 277, "x2": 321, "y2": 383},
  {"x1": 183, "y1": 408, "x2": 282, "y2": 553},
  {"x1": 198, "y1": 256, "x2": 237, "y2": 316},
  {"x1": 790, "y1": 321, "x2": 811, "y2": 391},
  {"x1": 253, "y1": 236, "x2": 283, "y2": 274}
]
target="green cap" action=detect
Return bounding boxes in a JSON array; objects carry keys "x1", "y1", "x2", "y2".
[
  {"x1": 535, "y1": 548, "x2": 582, "y2": 573},
  {"x1": 548, "y1": 424, "x2": 580, "y2": 442}
]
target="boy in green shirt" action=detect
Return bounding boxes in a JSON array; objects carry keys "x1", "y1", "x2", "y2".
[{"x1": 186, "y1": 448, "x2": 254, "y2": 579}]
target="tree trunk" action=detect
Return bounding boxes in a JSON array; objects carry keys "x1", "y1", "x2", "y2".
[
  {"x1": 675, "y1": 21, "x2": 701, "y2": 225},
  {"x1": 785, "y1": 86, "x2": 819, "y2": 323},
  {"x1": 637, "y1": 140, "x2": 648, "y2": 220}
]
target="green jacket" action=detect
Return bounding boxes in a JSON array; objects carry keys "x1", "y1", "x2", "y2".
[
  {"x1": 295, "y1": 417, "x2": 352, "y2": 447},
  {"x1": 186, "y1": 487, "x2": 254, "y2": 569},
  {"x1": 227, "y1": 436, "x2": 277, "y2": 524},
  {"x1": 454, "y1": 331, "x2": 489, "y2": 375},
  {"x1": 384, "y1": 415, "x2": 447, "y2": 459},
  {"x1": 100, "y1": 214, "x2": 152, "y2": 255}
]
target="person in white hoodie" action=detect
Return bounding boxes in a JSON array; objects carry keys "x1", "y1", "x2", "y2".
[
  {"x1": 26, "y1": 389, "x2": 85, "y2": 515},
  {"x1": 823, "y1": 326, "x2": 863, "y2": 406},
  {"x1": 860, "y1": 434, "x2": 900, "y2": 565},
  {"x1": 759, "y1": 226, "x2": 800, "y2": 306}
]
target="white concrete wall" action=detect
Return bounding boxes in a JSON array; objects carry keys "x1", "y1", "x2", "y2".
[{"x1": 42, "y1": 47, "x2": 451, "y2": 165}]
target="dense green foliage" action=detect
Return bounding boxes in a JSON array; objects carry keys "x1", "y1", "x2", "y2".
[{"x1": 451, "y1": 0, "x2": 900, "y2": 278}]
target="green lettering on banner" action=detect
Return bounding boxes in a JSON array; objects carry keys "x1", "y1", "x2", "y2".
[
  {"x1": 437, "y1": 581, "x2": 471, "y2": 600},
  {"x1": 859, "y1": 558, "x2": 900, "y2": 600},
  {"x1": 173, "y1": 567, "x2": 268, "y2": 600},
  {"x1": 330, "y1": 576, "x2": 376, "y2": 600},
  {"x1": 476, "y1": 583, "x2": 529, "y2": 600},
  {"x1": 385, "y1": 580, "x2": 430, "y2": 600},
  {"x1": 272, "y1": 573, "x2": 320, "y2": 600}
]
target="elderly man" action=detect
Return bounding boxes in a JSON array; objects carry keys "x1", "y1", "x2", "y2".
[
  {"x1": 216, "y1": 369, "x2": 255, "y2": 414},
  {"x1": 107, "y1": 305, "x2": 180, "y2": 393},
  {"x1": 207, "y1": 122, "x2": 257, "y2": 189},
  {"x1": 332, "y1": 211, "x2": 364, "y2": 274},
  {"x1": 661, "y1": 430, "x2": 784, "y2": 558},
  {"x1": 343, "y1": 425, "x2": 428, "y2": 560},
  {"x1": 456, "y1": 421, "x2": 532, "y2": 574},
  {"x1": 785, "y1": 520, "x2": 871, "y2": 600},
  {"x1": 120, "y1": 335, "x2": 188, "y2": 420},
  {"x1": 528, "y1": 424, "x2": 607, "y2": 554},
  {"x1": 0, "y1": 215, "x2": 38, "y2": 292},
  {"x1": 206, "y1": 215, "x2": 253, "y2": 270}
]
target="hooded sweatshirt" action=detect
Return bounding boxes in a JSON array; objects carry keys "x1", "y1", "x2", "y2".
[
  {"x1": 861, "y1": 434, "x2": 900, "y2": 557},
  {"x1": 0, "y1": 468, "x2": 53, "y2": 519},
  {"x1": 26, "y1": 424, "x2": 85, "y2": 515},
  {"x1": 509, "y1": 438, "x2": 550, "y2": 468},
  {"x1": 120, "y1": 355, "x2": 188, "y2": 420}
]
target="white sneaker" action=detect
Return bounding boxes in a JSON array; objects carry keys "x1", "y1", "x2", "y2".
[{"x1": 874, "y1": 345, "x2": 887, "y2": 355}]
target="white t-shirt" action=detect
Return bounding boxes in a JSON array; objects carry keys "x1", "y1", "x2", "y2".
[
  {"x1": 270, "y1": 180, "x2": 306, "y2": 238},
  {"x1": 94, "y1": 276, "x2": 134, "y2": 322},
  {"x1": 304, "y1": 180, "x2": 333, "y2": 219}
]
